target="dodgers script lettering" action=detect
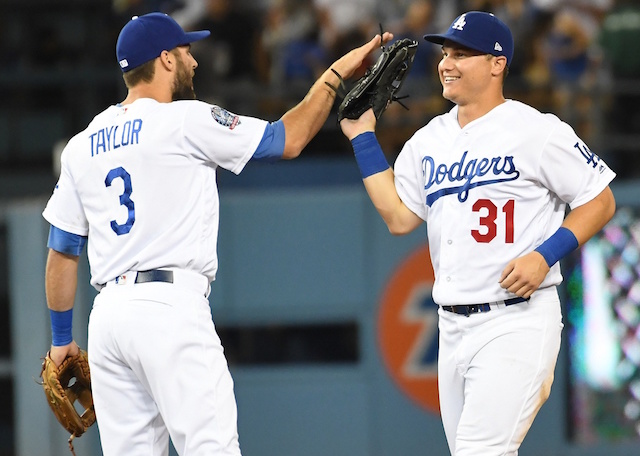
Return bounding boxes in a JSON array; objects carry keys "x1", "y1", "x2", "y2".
[{"x1": 423, "y1": 151, "x2": 520, "y2": 206}]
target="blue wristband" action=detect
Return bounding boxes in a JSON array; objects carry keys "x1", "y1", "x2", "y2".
[
  {"x1": 50, "y1": 309, "x2": 73, "y2": 346},
  {"x1": 535, "y1": 227, "x2": 579, "y2": 267},
  {"x1": 350, "y1": 132, "x2": 390, "y2": 179}
]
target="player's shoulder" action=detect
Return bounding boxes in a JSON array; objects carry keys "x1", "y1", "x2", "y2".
[
  {"x1": 160, "y1": 99, "x2": 209, "y2": 111},
  {"x1": 109, "y1": 98, "x2": 213, "y2": 127},
  {"x1": 85, "y1": 104, "x2": 121, "y2": 128},
  {"x1": 166, "y1": 99, "x2": 238, "y2": 124},
  {"x1": 63, "y1": 105, "x2": 122, "y2": 151},
  {"x1": 501, "y1": 101, "x2": 585, "y2": 155},
  {"x1": 129, "y1": 98, "x2": 209, "y2": 118},
  {"x1": 502, "y1": 100, "x2": 563, "y2": 128}
]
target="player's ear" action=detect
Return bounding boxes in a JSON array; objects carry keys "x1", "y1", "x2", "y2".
[
  {"x1": 158, "y1": 50, "x2": 174, "y2": 71},
  {"x1": 491, "y1": 56, "x2": 507, "y2": 77}
]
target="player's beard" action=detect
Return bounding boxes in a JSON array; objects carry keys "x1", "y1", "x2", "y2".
[{"x1": 171, "y1": 58, "x2": 196, "y2": 101}]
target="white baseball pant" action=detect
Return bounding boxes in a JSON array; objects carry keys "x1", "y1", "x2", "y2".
[
  {"x1": 88, "y1": 269, "x2": 241, "y2": 456},
  {"x1": 437, "y1": 286, "x2": 563, "y2": 456}
]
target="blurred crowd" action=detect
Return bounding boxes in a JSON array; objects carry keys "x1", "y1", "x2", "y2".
[
  {"x1": 6, "y1": 0, "x2": 640, "y2": 175},
  {"x1": 107, "y1": 0, "x2": 640, "y2": 170}
]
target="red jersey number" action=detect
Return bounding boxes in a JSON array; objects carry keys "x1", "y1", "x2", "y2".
[{"x1": 471, "y1": 199, "x2": 514, "y2": 243}]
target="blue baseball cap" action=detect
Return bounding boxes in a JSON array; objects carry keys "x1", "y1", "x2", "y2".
[
  {"x1": 116, "y1": 12, "x2": 210, "y2": 72},
  {"x1": 424, "y1": 11, "x2": 514, "y2": 66}
]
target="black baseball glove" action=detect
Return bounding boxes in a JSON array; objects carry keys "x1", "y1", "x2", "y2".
[{"x1": 328, "y1": 37, "x2": 418, "y2": 122}]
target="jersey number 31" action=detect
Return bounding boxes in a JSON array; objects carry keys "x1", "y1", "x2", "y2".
[{"x1": 471, "y1": 199, "x2": 514, "y2": 243}]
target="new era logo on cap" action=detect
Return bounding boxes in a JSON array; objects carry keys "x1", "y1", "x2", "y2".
[{"x1": 423, "y1": 11, "x2": 514, "y2": 66}]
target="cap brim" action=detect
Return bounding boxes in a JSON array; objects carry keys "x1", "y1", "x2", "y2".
[
  {"x1": 423, "y1": 33, "x2": 447, "y2": 45},
  {"x1": 183, "y1": 30, "x2": 210, "y2": 45},
  {"x1": 423, "y1": 32, "x2": 485, "y2": 55}
]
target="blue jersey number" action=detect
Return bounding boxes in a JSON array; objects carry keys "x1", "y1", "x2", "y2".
[{"x1": 105, "y1": 167, "x2": 135, "y2": 235}]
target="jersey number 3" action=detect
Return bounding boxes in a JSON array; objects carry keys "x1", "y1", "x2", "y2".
[
  {"x1": 105, "y1": 167, "x2": 135, "y2": 235},
  {"x1": 471, "y1": 199, "x2": 514, "y2": 243}
]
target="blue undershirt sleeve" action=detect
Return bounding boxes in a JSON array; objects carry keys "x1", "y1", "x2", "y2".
[
  {"x1": 251, "y1": 120, "x2": 285, "y2": 162},
  {"x1": 47, "y1": 225, "x2": 87, "y2": 256}
]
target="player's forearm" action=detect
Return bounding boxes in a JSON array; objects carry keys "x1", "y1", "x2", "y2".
[
  {"x1": 280, "y1": 72, "x2": 337, "y2": 159},
  {"x1": 363, "y1": 169, "x2": 420, "y2": 235},
  {"x1": 45, "y1": 249, "x2": 80, "y2": 312},
  {"x1": 344, "y1": 129, "x2": 421, "y2": 235},
  {"x1": 562, "y1": 186, "x2": 616, "y2": 245}
]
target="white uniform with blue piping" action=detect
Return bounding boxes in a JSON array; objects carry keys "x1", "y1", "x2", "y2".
[
  {"x1": 43, "y1": 97, "x2": 267, "y2": 456},
  {"x1": 393, "y1": 99, "x2": 615, "y2": 455}
]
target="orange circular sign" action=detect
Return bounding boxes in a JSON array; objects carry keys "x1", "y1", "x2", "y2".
[{"x1": 377, "y1": 244, "x2": 440, "y2": 414}]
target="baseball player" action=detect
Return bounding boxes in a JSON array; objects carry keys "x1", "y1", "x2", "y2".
[
  {"x1": 339, "y1": 11, "x2": 616, "y2": 456},
  {"x1": 42, "y1": 12, "x2": 392, "y2": 456}
]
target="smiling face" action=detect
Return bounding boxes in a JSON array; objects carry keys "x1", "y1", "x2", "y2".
[{"x1": 438, "y1": 40, "x2": 506, "y2": 106}]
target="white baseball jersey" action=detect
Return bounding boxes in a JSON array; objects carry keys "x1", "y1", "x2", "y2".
[
  {"x1": 394, "y1": 100, "x2": 616, "y2": 306},
  {"x1": 43, "y1": 98, "x2": 267, "y2": 289}
]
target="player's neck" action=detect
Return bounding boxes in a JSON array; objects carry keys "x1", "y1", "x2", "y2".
[
  {"x1": 456, "y1": 95, "x2": 506, "y2": 128},
  {"x1": 121, "y1": 83, "x2": 172, "y2": 105}
]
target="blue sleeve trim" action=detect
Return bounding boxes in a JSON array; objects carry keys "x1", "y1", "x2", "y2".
[
  {"x1": 48, "y1": 226, "x2": 87, "y2": 256},
  {"x1": 251, "y1": 120, "x2": 285, "y2": 162}
]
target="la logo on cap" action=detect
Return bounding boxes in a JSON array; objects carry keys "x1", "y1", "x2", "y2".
[
  {"x1": 452, "y1": 14, "x2": 466, "y2": 31},
  {"x1": 494, "y1": 42, "x2": 503, "y2": 51}
]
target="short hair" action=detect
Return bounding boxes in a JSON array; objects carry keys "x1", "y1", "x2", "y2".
[{"x1": 122, "y1": 58, "x2": 156, "y2": 88}]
